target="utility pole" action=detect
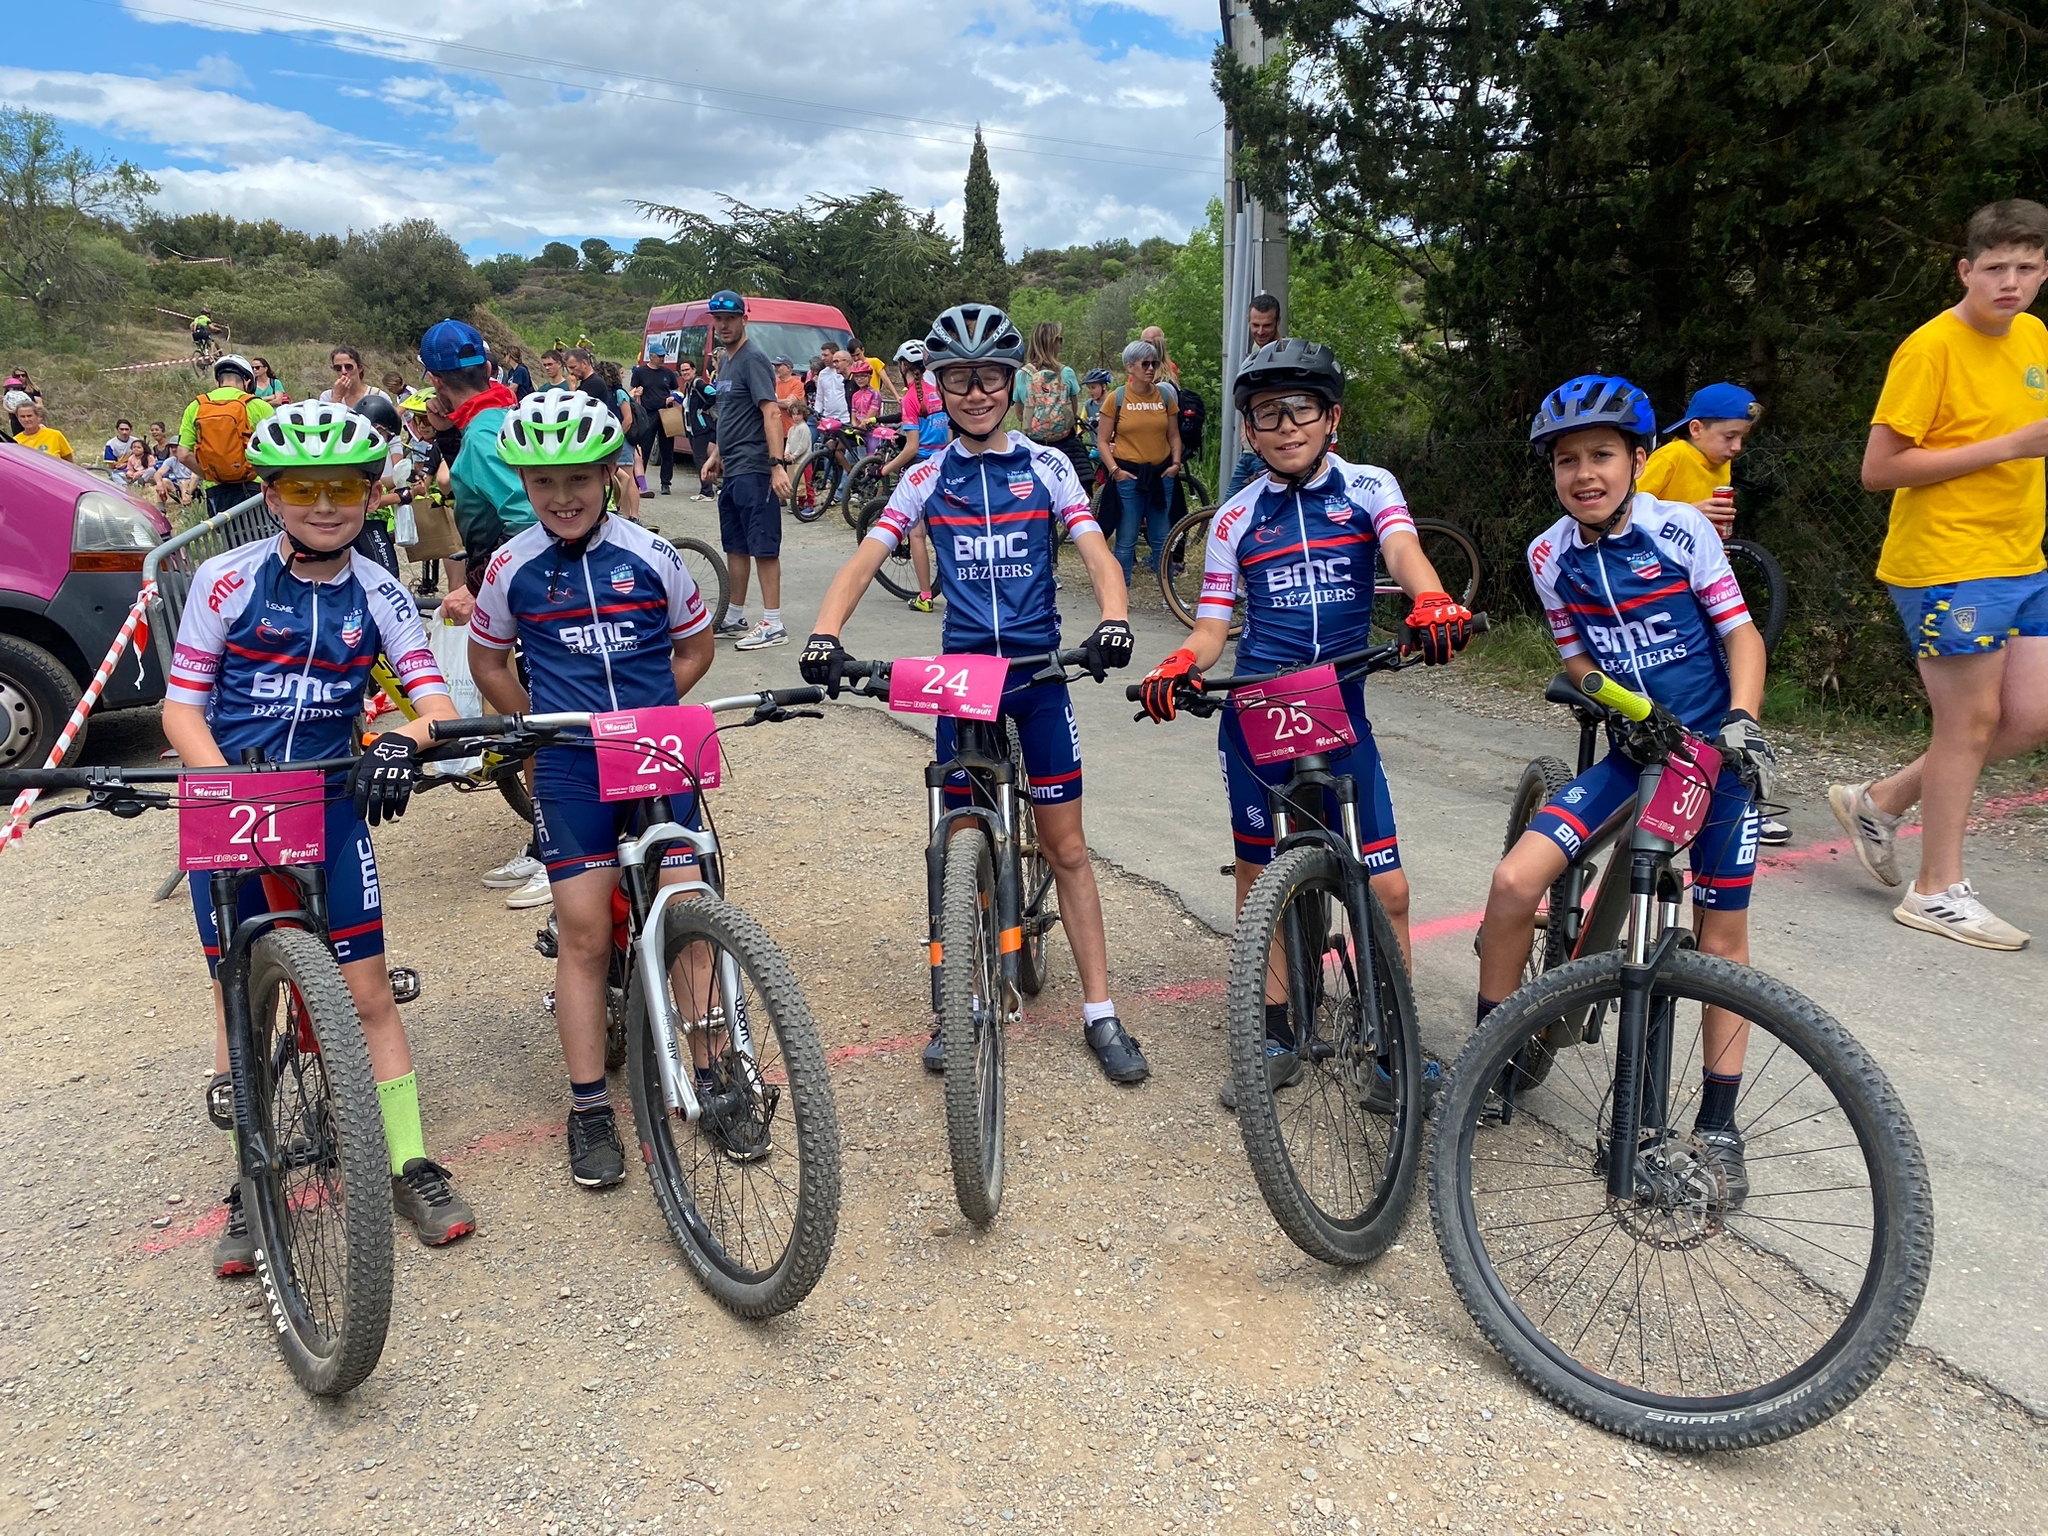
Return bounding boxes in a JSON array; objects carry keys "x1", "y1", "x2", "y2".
[{"x1": 1217, "y1": 1, "x2": 1290, "y2": 471}]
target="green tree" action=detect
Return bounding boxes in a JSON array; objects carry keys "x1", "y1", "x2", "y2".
[
  {"x1": 474, "y1": 251, "x2": 529, "y2": 295},
  {"x1": 533, "y1": 241, "x2": 579, "y2": 271},
  {"x1": 1218, "y1": 0, "x2": 2048, "y2": 434},
  {"x1": 579, "y1": 237, "x2": 620, "y2": 275},
  {"x1": 334, "y1": 218, "x2": 489, "y2": 347},
  {"x1": 0, "y1": 107, "x2": 156, "y2": 322},
  {"x1": 960, "y1": 127, "x2": 1010, "y2": 305},
  {"x1": 134, "y1": 211, "x2": 340, "y2": 268}
]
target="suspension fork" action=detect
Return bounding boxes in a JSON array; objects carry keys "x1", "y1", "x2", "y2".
[
  {"x1": 212, "y1": 871, "x2": 269, "y2": 1183},
  {"x1": 1605, "y1": 764, "x2": 1683, "y2": 1202},
  {"x1": 992, "y1": 769, "x2": 1021, "y2": 1007},
  {"x1": 923, "y1": 762, "x2": 948, "y2": 1015}
]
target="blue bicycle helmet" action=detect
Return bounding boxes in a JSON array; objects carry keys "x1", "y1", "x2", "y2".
[
  {"x1": 706, "y1": 290, "x2": 746, "y2": 315},
  {"x1": 1529, "y1": 374, "x2": 1656, "y2": 452},
  {"x1": 1082, "y1": 368, "x2": 1112, "y2": 387}
]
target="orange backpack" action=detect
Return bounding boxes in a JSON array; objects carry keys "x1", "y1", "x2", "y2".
[{"x1": 191, "y1": 391, "x2": 255, "y2": 484}]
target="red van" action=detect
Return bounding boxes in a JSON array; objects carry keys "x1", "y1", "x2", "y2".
[{"x1": 643, "y1": 297, "x2": 854, "y2": 375}]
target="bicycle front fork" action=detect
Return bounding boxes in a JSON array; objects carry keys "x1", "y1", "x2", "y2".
[
  {"x1": 922, "y1": 763, "x2": 1019, "y2": 1016},
  {"x1": 1603, "y1": 845, "x2": 1689, "y2": 1203}
]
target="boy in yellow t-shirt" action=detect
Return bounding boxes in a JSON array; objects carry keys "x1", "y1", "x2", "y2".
[
  {"x1": 7, "y1": 398, "x2": 73, "y2": 460},
  {"x1": 1829, "y1": 199, "x2": 2048, "y2": 952},
  {"x1": 1638, "y1": 382, "x2": 1760, "y2": 538}
]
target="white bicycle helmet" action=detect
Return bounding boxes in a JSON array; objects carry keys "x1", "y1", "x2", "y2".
[
  {"x1": 213, "y1": 353, "x2": 256, "y2": 384},
  {"x1": 496, "y1": 387, "x2": 626, "y2": 467},
  {"x1": 893, "y1": 339, "x2": 927, "y2": 365}
]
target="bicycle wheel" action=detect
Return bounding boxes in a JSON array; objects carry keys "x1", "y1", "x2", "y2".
[
  {"x1": 1006, "y1": 718, "x2": 1052, "y2": 997},
  {"x1": 856, "y1": 496, "x2": 920, "y2": 600},
  {"x1": 625, "y1": 896, "x2": 842, "y2": 1317},
  {"x1": 671, "y1": 536, "x2": 730, "y2": 632},
  {"x1": 1159, "y1": 507, "x2": 1243, "y2": 637},
  {"x1": 1723, "y1": 539, "x2": 1788, "y2": 657},
  {"x1": 1430, "y1": 949, "x2": 1933, "y2": 1450},
  {"x1": 939, "y1": 827, "x2": 1006, "y2": 1225},
  {"x1": 241, "y1": 928, "x2": 393, "y2": 1396},
  {"x1": 840, "y1": 452, "x2": 889, "y2": 528},
  {"x1": 1228, "y1": 846, "x2": 1423, "y2": 1265},
  {"x1": 1500, "y1": 755, "x2": 1575, "y2": 1087},
  {"x1": 1180, "y1": 468, "x2": 1210, "y2": 510},
  {"x1": 1374, "y1": 517, "x2": 1482, "y2": 637},
  {"x1": 786, "y1": 448, "x2": 835, "y2": 523},
  {"x1": 490, "y1": 754, "x2": 534, "y2": 825}
]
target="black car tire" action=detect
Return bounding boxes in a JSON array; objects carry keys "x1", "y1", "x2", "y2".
[{"x1": 0, "y1": 634, "x2": 84, "y2": 769}]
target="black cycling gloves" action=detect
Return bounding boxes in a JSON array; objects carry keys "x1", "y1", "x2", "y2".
[
  {"x1": 1082, "y1": 618, "x2": 1135, "y2": 680},
  {"x1": 800, "y1": 633, "x2": 851, "y2": 695},
  {"x1": 350, "y1": 734, "x2": 419, "y2": 826}
]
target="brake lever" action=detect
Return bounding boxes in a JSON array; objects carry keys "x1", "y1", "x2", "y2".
[{"x1": 743, "y1": 706, "x2": 826, "y2": 725}]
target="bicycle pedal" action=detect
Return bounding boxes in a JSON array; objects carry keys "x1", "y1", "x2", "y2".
[
  {"x1": 388, "y1": 967, "x2": 422, "y2": 1005},
  {"x1": 1219, "y1": 863, "x2": 1235, "y2": 877},
  {"x1": 534, "y1": 923, "x2": 559, "y2": 959},
  {"x1": 205, "y1": 1072, "x2": 235, "y2": 1132}
]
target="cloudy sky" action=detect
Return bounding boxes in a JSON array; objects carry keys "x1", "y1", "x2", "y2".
[{"x1": 8, "y1": 0, "x2": 1226, "y2": 257}]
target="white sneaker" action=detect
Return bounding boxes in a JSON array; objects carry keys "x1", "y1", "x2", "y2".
[
  {"x1": 733, "y1": 620, "x2": 788, "y2": 651},
  {"x1": 713, "y1": 614, "x2": 750, "y2": 639},
  {"x1": 1828, "y1": 782, "x2": 1901, "y2": 887},
  {"x1": 482, "y1": 852, "x2": 543, "y2": 889},
  {"x1": 1893, "y1": 880, "x2": 2029, "y2": 951},
  {"x1": 504, "y1": 868, "x2": 555, "y2": 910}
]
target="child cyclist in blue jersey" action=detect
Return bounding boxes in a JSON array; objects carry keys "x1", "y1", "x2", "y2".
[
  {"x1": 801, "y1": 303, "x2": 1149, "y2": 1086},
  {"x1": 1475, "y1": 375, "x2": 1778, "y2": 1200},
  {"x1": 467, "y1": 390, "x2": 732, "y2": 1189},
  {"x1": 161, "y1": 401, "x2": 477, "y2": 1276},
  {"x1": 1133, "y1": 339, "x2": 1475, "y2": 1109}
]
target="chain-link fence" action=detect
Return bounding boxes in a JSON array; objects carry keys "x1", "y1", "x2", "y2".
[{"x1": 1347, "y1": 430, "x2": 2030, "y2": 718}]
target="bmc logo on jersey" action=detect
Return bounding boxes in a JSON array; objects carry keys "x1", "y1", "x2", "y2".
[
  {"x1": 560, "y1": 618, "x2": 635, "y2": 653},
  {"x1": 250, "y1": 669, "x2": 352, "y2": 703},
  {"x1": 339, "y1": 610, "x2": 364, "y2": 649},
  {"x1": 1266, "y1": 554, "x2": 1353, "y2": 592},
  {"x1": 1585, "y1": 611, "x2": 1680, "y2": 654},
  {"x1": 955, "y1": 530, "x2": 1029, "y2": 563},
  {"x1": 1530, "y1": 538, "x2": 1553, "y2": 576},
  {"x1": 609, "y1": 565, "x2": 634, "y2": 595},
  {"x1": 207, "y1": 568, "x2": 246, "y2": 613}
]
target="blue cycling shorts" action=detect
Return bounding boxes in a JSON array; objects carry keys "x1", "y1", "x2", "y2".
[
  {"x1": 535, "y1": 751, "x2": 700, "y2": 883},
  {"x1": 191, "y1": 791, "x2": 384, "y2": 976},
  {"x1": 1217, "y1": 678, "x2": 1401, "y2": 873},
  {"x1": 935, "y1": 674, "x2": 1083, "y2": 808},
  {"x1": 1888, "y1": 571, "x2": 2048, "y2": 659},
  {"x1": 1527, "y1": 752, "x2": 1760, "y2": 911}
]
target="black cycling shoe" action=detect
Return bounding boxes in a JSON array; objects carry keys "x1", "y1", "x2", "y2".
[
  {"x1": 566, "y1": 1106, "x2": 626, "y2": 1189},
  {"x1": 921, "y1": 1021, "x2": 945, "y2": 1074},
  {"x1": 1084, "y1": 1017, "x2": 1149, "y2": 1085},
  {"x1": 213, "y1": 1183, "x2": 255, "y2": 1278},
  {"x1": 1694, "y1": 1126, "x2": 1749, "y2": 1210},
  {"x1": 697, "y1": 1072, "x2": 772, "y2": 1163},
  {"x1": 1219, "y1": 1041, "x2": 1304, "y2": 1111}
]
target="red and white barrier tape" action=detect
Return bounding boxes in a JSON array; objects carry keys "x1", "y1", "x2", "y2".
[
  {"x1": 97, "y1": 357, "x2": 206, "y2": 375},
  {"x1": 1, "y1": 583, "x2": 154, "y2": 854}
]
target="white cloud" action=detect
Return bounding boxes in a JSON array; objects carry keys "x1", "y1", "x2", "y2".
[{"x1": 36, "y1": 2, "x2": 1228, "y2": 251}]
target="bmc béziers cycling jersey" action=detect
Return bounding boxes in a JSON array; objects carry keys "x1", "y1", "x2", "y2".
[
  {"x1": 1529, "y1": 494, "x2": 1752, "y2": 733},
  {"x1": 869, "y1": 432, "x2": 1100, "y2": 655},
  {"x1": 168, "y1": 537, "x2": 446, "y2": 760},
  {"x1": 1197, "y1": 454, "x2": 1417, "y2": 669},
  {"x1": 470, "y1": 514, "x2": 710, "y2": 715}
]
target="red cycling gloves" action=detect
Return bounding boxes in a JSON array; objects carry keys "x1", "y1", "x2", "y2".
[
  {"x1": 1404, "y1": 591, "x2": 1473, "y2": 665},
  {"x1": 1136, "y1": 648, "x2": 1202, "y2": 722}
]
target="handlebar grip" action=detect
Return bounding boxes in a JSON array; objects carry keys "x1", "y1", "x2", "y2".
[
  {"x1": 1580, "y1": 669, "x2": 1653, "y2": 722},
  {"x1": 1471, "y1": 612, "x2": 1491, "y2": 634},
  {"x1": 0, "y1": 768, "x2": 91, "y2": 792},
  {"x1": 769, "y1": 686, "x2": 826, "y2": 707},
  {"x1": 1123, "y1": 683, "x2": 1144, "y2": 701},
  {"x1": 429, "y1": 715, "x2": 519, "y2": 741}
]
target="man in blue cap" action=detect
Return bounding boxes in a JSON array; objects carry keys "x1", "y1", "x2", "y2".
[
  {"x1": 421, "y1": 317, "x2": 548, "y2": 907},
  {"x1": 698, "y1": 290, "x2": 792, "y2": 649},
  {"x1": 1639, "y1": 382, "x2": 1761, "y2": 539}
]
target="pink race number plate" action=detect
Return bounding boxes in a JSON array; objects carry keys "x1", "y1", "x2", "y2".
[
  {"x1": 1635, "y1": 737, "x2": 1724, "y2": 846},
  {"x1": 178, "y1": 770, "x2": 326, "y2": 872},
  {"x1": 1233, "y1": 663, "x2": 1357, "y2": 766},
  {"x1": 887, "y1": 654, "x2": 1008, "y2": 721},
  {"x1": 591, "y1": 705, "x2": 721, "y2": 801}
]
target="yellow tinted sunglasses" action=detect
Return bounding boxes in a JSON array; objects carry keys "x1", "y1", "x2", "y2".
[{"x1": 271, "y1": 478, "x2": 371, "y2": 507}]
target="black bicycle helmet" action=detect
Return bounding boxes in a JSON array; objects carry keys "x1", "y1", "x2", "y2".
[
  {"x1": 1233, "y1": 338, "x2": 1344, "y2": 409},
  {"x1": 352, "y1": 393, "x2": 402, "y2": 437},
  {"x1": 1529, "y1": 374, "x2": 1656, "y2": 453},
  {"x1": 924, "y1": 303, "x2": 1025, "y2": 371}
]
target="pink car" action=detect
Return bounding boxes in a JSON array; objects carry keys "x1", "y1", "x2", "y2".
[{"x1": 0, "y1": 444, "x2": 170, "y2": 767}]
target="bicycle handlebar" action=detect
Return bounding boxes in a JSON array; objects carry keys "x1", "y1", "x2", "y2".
[
  {"x1": 839, "y1": 648, "x2": 1096, "y2": 689},
  {"x1": 1122, "y1": 615, "x2": 1492, "y2": 702},
  {"x1": 1578, "y1": 669, "x2": 1655, "y2": 723},
  {"x1": 0, "y1": 758, "x2": 358, "y2": 794},
  {"x1": 426, "y1": 687, "x2": 828, "y2": 743}
]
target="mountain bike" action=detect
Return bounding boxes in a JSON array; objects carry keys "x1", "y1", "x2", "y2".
[
  {"x1": 851, "y1": 495, "x2": 928, "y2": 602},
  {"x1": 838, "y1": 436, "x2": 902, "y2": 529},
  {"x1": 1430, "y1": 669, "x2": 1932, "y2": 1449},
  {"x1": 1158, "y1": 511, "x2": 1480, "y2": 639},
  {"x1": 1, "y1": 756, "x2": 397, "y2": 1396},
  {"x1": 1723, "y1": 538, "x2": 1788, "y2": 657},
  {"x1": 788, "y1": 423, "x2": 865, "y2": 523},
  {"x1": 837, "y1": 649, "x2": 1097, "y2": 1226},
  {"x1": 1126, "y1": 628, "x2": 1483, "y2": 1264},
  {"x1": 428, "y1": 688, "x2": 843, "y2": 1317}
]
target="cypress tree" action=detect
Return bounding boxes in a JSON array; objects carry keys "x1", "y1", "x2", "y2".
[{"x1": 960, "y1": 127, "x2": 1010, "y2": 305}]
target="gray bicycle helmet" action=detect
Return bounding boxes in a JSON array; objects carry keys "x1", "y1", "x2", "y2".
[
  {"x1": 924, "y1": 304, "x2": 1025, "y2": 371},
  {"x1": 1233, "y1": 338, "x2": 1344, "y2": 409}
]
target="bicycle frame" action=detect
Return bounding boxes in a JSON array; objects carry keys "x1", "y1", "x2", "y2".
[{"x1": 921, "y1": 719, "x2": 1023, "y2": 1020}]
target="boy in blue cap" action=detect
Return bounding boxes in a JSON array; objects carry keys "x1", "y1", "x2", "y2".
[{"x1": 1638, "y1": 382, "x2": 1761, "y2": 540}]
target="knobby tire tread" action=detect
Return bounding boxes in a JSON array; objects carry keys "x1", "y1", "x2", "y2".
[
  {"x1": 857, "y1": 497, "x2": 920, "y2": 601},
  {"x1": 1428, "y1": 949, "x2": 1933, "y2": 1451},
  {"x1": 1504, "y1": 755, "x2": 1576, "y2": 1086},
  {"x1": 672, "y1": 537, "x2": 731, "y2": 636},
  {"x1": 940, "y1": 829, "x2": 1004, "y2": 1225}
]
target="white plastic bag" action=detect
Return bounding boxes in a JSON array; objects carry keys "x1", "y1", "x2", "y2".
[{"x1": 424, "y1": 613, "x2": 484, "y2": 775}]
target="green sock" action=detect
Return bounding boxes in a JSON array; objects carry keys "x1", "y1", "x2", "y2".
[{"x1": 377, "y1": 1071, "x2": 428, "y2": 1176}]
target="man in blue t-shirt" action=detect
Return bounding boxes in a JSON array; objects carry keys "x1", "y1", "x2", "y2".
[{"x1": 698, "y1": 291, "x2": 792, "y2": 649}]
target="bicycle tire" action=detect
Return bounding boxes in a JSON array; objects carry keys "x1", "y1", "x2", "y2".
[
  {"x1": 241, "y1": 928, "x2": 393, "y2": 1397},
  {"x1": 670, "y1": 536, "x2": 730, "y2": 636},
  {"x1": 1430, "y1": 949, "x2": 1933, "y2": 1450},
  {"x1": 1179, "y1": 469, "x2": 1209, "y2": 510},
  {"x1": 840, "y1": 452, "x2": 890, "y2": 528},
  {"x1": 625, "y1": 896, "x2": 842, "y2": 1317},
  {"x1": 856, "y1": 496, "x2": 920, "y2": 601},
  {"x1": 1501, "y1": 755, "x2": 1576, "y2": 1087},
  {"x1": 1006, "y1": 717, "x2": 1051, "y2": 997},
  {"x1": 1723, "y1": 539, "x2": 1788, "y2": 658},
  {"x1": 1373, "y1": 518, "x2": 1482, "y2": 637},
  {"x1": 939, "y1": 828, "x2": 1006, "y2": 1225},
  {"x1": 1159, "y1": 507, "x2": 1244, "y2": 638},
  {"x1": 786, "y1": 446, "x2": 837, "y2": 523},
  {"x1": 492, "y1": 758, "x2": 534, "y2": 825},
  {"x1": 1228, "y1": 846, "x2": 1422, "y2": 1265}
]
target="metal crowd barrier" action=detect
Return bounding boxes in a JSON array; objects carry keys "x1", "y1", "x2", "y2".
[{"x1": 141, "y1": 491, "x2": 277, "y2": 679}]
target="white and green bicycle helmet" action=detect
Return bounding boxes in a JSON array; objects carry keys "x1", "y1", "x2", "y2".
[
  {"x1": 497, "y1": 387, "x2": 626, "y2": 467},
  {"x1": 246, "y1": 400, "x2": 389, "y2": 477}
]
